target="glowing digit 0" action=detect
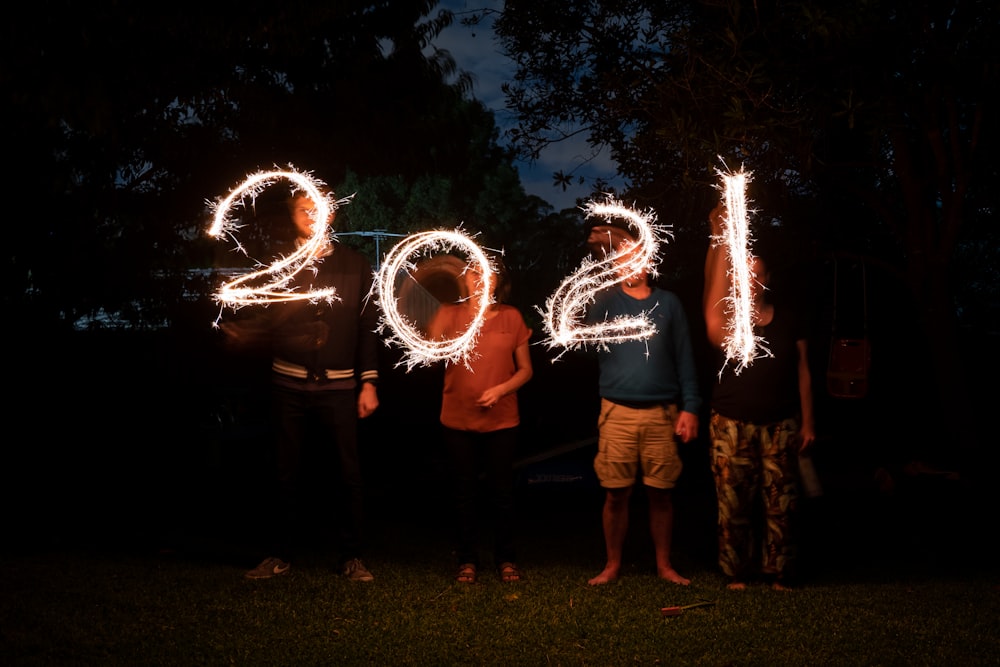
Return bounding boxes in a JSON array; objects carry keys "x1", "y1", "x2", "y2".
[
  {"x1": 373, "y1": 229, "x2": 494, "y2": 370},
  {"x1": 207, "y1": 166, "x2": 350, "y2": 312},
  {"x1": 541, "y1": 196, "x2": 668, "y2": 355}
]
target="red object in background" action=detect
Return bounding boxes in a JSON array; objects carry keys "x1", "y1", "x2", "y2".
[{"x1": 827, "y1": 337, "x2": 871, "y2": 399}]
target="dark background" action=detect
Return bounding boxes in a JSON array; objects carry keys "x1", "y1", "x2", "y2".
[{"x1": 3, "y1": 1, "x2": 997, "y2": 572}]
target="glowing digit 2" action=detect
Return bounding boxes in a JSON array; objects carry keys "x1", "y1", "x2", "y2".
[
  {"x1": 540, "y1": 196, "x2": 668, "y2": 356},
  {"x1": 207, "y1": 166, "x2": 348, "y2": 311}
]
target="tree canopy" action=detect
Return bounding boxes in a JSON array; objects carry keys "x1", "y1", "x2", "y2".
[
  {"x1": 3, "y1": 0, "x2": 572, "y2": 333},
  {"x1": 495, "y1": 0, "x2": 998, "y2": 455}
]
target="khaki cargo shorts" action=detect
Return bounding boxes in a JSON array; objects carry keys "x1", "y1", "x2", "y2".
[{"x1": 594, "y1": 398, "x2": 682, "y2": 489}]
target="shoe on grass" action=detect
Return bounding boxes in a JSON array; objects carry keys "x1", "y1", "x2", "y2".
[
  {"x1": 245, "y1": 557, "x2": 291, "y2": 580},
  {"x1": 343, "y1": 558, "x2": 374, "y2": 582}
]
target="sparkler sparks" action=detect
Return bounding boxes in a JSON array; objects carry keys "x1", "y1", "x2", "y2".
[
  {"x1": 206, "y1": 167, "x2": 351, "y2": 311},
  {"x1": 540, "y1": 196, "x2": 668, "y2": 355},
  {"x1": 716, "y1": 168, "x2": 770, "y2": 372},
  {"x1": 373, "y1": 229, "x2": 494, "y2": 370}
]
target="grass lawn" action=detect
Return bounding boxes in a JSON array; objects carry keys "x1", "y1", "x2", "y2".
[{"x1": 2, "y1": 461, "x2": 998, "y2": 666}]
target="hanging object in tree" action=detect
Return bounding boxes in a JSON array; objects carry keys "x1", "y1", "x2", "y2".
[{"x1": 826, "y1": 259, "x2": 871, "y2": 399}]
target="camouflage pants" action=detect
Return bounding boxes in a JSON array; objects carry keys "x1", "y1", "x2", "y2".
[{"x1": 709, "y1": 411, "x2": 800, "y2": 582}]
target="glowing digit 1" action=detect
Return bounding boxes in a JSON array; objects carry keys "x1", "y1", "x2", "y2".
[
  {"x1": 373, "y1": 229, "x2": 494, "y2": 370},
  {"x1": 717, "y1": 168, "x2": 770, "y2": 372},
  {"x1": 207, "y1": 166, "x2": 349, "y2": 313},
  {"x1": 540, "y1": 196, "x2": 668, "y2": 356}
]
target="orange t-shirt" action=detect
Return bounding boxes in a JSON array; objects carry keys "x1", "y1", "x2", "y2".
[{"x1": 436, "y1": 304, "x2": 532, "y2": 432}]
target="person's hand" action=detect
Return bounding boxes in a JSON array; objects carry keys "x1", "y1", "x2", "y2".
[
  {"x1": 358, "y1": 382, "x2": 379, "y2": 418},
  {"x1": 797, "y1": 425, "x2": 816, "y2": 454},
  {"x1": 217, "y1": 319, "x2": 268, "y2": 349},
  {"x1": 675, "y1": 411, "x2": 699, "y2": 443},
  {"x1": 476, "y1": 386, "x2": 504, "y2": 410}
]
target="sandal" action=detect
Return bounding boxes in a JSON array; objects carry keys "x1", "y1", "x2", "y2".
[
  {"x1": 499, "y1": 562, "x2": 522, "y2": 583},
  {"x1": 456, "y1": 563, "x2": 477, "y2": 584}
]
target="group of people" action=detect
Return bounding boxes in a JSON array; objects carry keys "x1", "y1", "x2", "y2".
[{"x1": 223, "y1": 190, "x2": 816, "y2": 591}]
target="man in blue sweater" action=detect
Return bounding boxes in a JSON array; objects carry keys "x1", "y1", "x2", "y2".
[{"x1": 585, "y1": 222, "x2": 701, "y2": 586}]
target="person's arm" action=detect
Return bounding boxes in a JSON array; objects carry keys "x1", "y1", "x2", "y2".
[
  {"x1": 703, "y1": 203, "x2": 730, "y2": 350},
  {"x1": 357, "y1": 261, "x2": 381, "y2": 418},
  {"x1": 217, "y1": 297, "x2": 277, "y2": 351},
  {"x1": 670, "y1": 297, "x2": 701, "y2": 443},
  {"x1": 796, "y1": 338, "x2": 816, "y2": 453},
  {"x1": 476, "y1": 340, "x2": 533, "y2": 408},
  {"x1": 426, "y1": 304, "x2": 453, "y2": 341}
]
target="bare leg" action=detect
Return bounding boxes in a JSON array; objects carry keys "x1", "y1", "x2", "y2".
[
  {"x1": 648, "y1": 487, "x2": 690, "y2": 585},
  {"x1": 588, "y1": 487, "x2": 631, "y2": 585}
]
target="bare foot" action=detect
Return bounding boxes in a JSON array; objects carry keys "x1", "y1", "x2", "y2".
[
  {"x1": 771, "y1": 581, "x2": 792, "y2": 591},
  {"x1": 658, "y1": 567, "x2": 691, "y2": 586},
  {"x1": 727, "y1": 581, "x2": 747, "y2": 591},
  {"x1": 588, "y1": 566, "x2": 619, "y2": 586}
]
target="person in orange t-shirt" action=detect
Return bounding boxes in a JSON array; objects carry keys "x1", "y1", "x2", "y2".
[{"x1": 427, "y1": 256, "x2": 533, "y2": 585}]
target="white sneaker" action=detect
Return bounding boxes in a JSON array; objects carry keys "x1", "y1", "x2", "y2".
[{"x1": 245, "y1": 557, "x2": 291, "y2": 579}]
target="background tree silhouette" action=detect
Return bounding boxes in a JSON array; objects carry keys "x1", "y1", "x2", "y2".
[
  {"x1": 494, "y1": 0, "x2": 998, "y2": 463},
  {"x1": 3, "y1": 0, "x2": 573, "y2": 335}
]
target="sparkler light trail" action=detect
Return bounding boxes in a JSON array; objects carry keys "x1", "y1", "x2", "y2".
[
  {"x1": 206, "y1": 167, "x2": 350, "y2": 310},
  {"x1": 373, "y1": 229, "x2": 494, "y2": 370},
  {"x1": 715, "y1": 167, "x2": 770, "y2": 373},
  {"x1": 540, "y1": 196, "x2": 668, "y2": 355}
]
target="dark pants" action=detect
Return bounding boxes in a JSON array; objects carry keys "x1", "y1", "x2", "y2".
[
  {"x1": 443, "y1": 426, "x2": 518, "y2": 568},
  {"x1": 270, "y1": 385, "x2": 364, "y2": 564}
]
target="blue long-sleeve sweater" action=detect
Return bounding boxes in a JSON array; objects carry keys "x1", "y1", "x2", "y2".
[{"x1": 586, "y1": 285, "x2": 701, "y2": 415}]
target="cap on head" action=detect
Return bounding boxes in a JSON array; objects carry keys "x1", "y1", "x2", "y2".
[{"x1": 585, "y1": 218, "x2": 638, "y2": 257}]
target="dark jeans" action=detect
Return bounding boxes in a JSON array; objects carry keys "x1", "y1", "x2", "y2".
[
  {"x1": 443, "y1": 426, "x2": 518, "y2": 568},
  {"x1": 269, "y1": 385, "x2": 364, "y2": 564}
]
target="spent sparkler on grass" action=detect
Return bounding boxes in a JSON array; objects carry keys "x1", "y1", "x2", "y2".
[
  {"x1": 715, "y1": 168, "x2": 771, "y2": 373},
  {"x1": 206, "y1": 166, "x2": 351, "y2": 312},
  {"x1": 661, "y1": 600, "x2": 716, "y2": 617},
  {"x1": 540, "y1": 196, "x2": 668, "y2": 357},
  {"x1": 373, "y1": 229, "x2": 495, "y2": 370}
]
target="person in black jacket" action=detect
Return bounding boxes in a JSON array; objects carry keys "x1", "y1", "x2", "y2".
[{"x1": 233, "y1": 189, "x2": 381, "y2": 582}]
